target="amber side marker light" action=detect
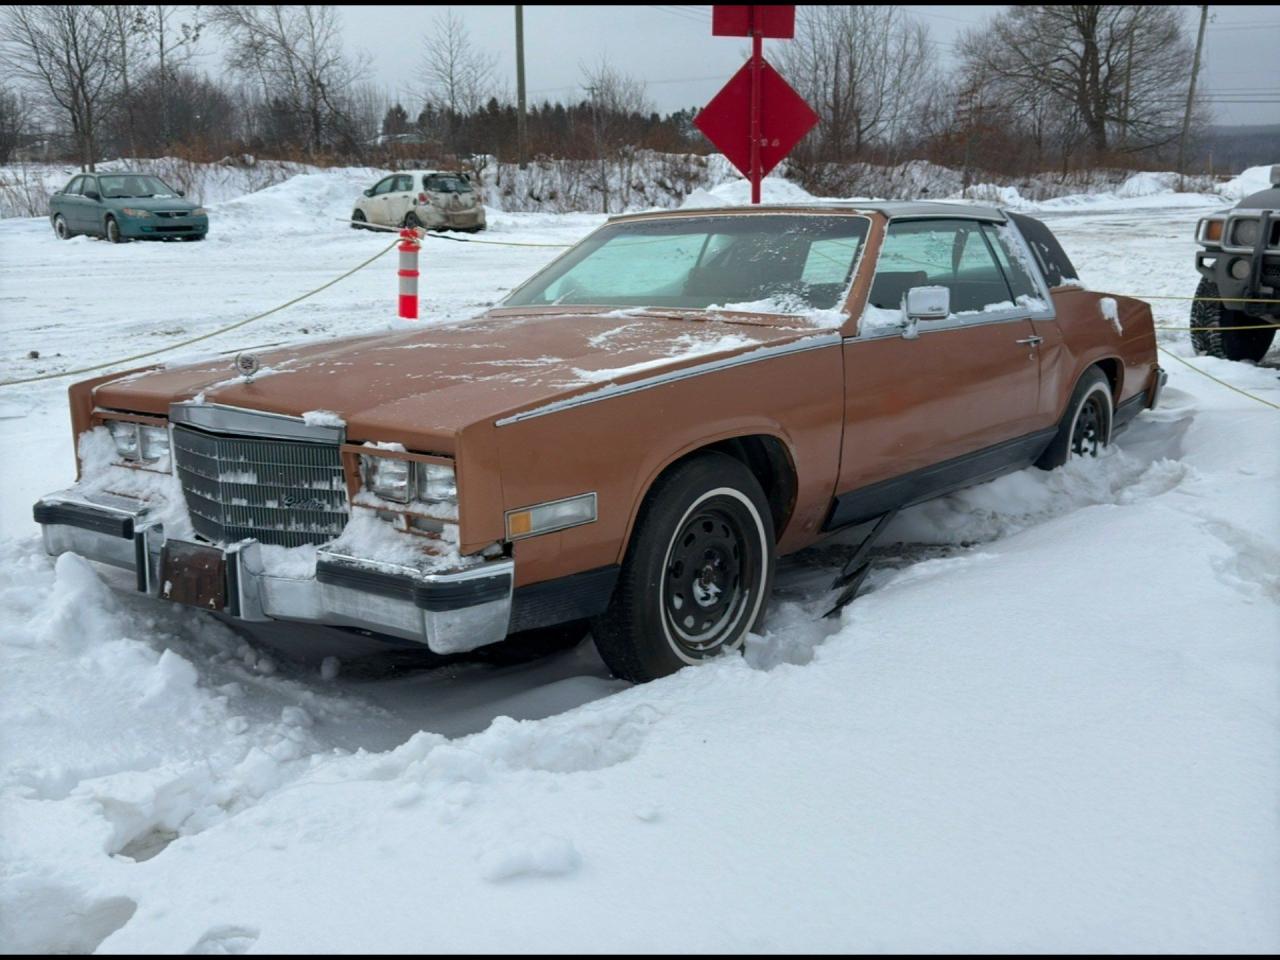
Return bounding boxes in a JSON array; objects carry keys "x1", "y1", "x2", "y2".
[
  {"x1": 505, "y1": 493, "x2": 597, "y2": 540},
  {"x1": 1201, "y1": 219, "x2": 1224, "y2": 243}
]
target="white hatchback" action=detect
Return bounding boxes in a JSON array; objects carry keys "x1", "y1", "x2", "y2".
[{"x1": 351, "y1": 170, "x2": 486, "y2": 233}]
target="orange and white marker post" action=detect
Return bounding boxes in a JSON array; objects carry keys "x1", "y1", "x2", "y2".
[{"x1": 397, "y1": 227, "x2": 421, "y2": 320}]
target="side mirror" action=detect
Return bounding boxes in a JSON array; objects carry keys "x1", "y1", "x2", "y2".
[
  {"x1": 84, "y1": 190, "x2": 100, "y2": 201},
  {"x1": 904, "y1": 285, "x2": 950, "y2": 321},
  {"x1": 177, "y1": 189, "x2": 185, "y2": 197},
  {"x1": 363, "y1": 188, "x2": 374, "y2": 197}
]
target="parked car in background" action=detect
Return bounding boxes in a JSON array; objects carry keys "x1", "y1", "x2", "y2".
[
  {"x1": 1190, "y1": 163, "x2": 1280, "y2": 362},
  {"x1": 351, "y1": 170, "x2": 485, "y2": 232},
  {"x1": 49, "y1": 172, "x2": 208, "y2": 243},
  {"x1": 34, "y1": 203, "x2": 1162, "y2": 683}
]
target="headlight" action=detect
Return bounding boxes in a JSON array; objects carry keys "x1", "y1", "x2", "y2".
[
  {"x1": 106, "y1": 420, "x2": 171, "y2": 470},
  {"x1": 120, "y1": 207, "x2": 152, "y2": 218},
  {"x1": 361, "y1": 455, "x2": 456, "y2": 506},
  {"x1": 1232, "y1": 218, "x2": 1260, "y2": 246},
  {"x1": 191, "y1": 208, "x2": 207, "y2": 217},
  {"x1": 108, "y1": 420, "x2": 139, "y2": 459},
  {"x1": 418, "y1": 463, "x2": 456, "y2": 502},
  {"x1": 364, "y1": 455, "x2": 412, "y2": 502}
]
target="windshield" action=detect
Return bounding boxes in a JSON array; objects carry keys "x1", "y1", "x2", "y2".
[
  {"x1": 504, "y1": 214, "x2": 868, "y2": 313},
  {"x1": 424, "y1": 175, "x2": 472, "y2": 193},
  {"x1": 98, "y1": 175, "x2": 180, "y2": 199}
]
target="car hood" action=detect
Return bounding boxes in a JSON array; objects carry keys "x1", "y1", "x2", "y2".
[
  {"x1": 106, "y1": 195, "x2": 198, "y2": 211},
  {"x1": 91, "y1": 310, "x2": 828, "y2": 453}
]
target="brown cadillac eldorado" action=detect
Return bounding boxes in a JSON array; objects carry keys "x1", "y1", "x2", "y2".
[{"x1": 34, "y1": 203, "x2": 1166, "y2": 681}]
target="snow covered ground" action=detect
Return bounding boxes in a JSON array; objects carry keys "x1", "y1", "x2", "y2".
[{"x1": 0, "y1": 170, "x2": 1277, "y2": 953}]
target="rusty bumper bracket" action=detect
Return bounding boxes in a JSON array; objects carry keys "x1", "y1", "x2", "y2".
[{"x1": 823, "y1": 508, "x2": 899, "y2": 619}]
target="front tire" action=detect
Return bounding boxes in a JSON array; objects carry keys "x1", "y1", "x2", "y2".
[
  {"x1": 1190, "y1": 277, "x2": 1276, "y2": 362},
  {"x1": 351, "y1": 208, "x2": 368, "y2": 230},
  {"x1": 591, "y1": 452, "x2": 775, "y2": 683},
  {"x1": 105, "y1": 216, "x2": 123, "y2": 243},
  {"x1": 1036, "y1": 366, "x2": 1113, "y2": 470}
]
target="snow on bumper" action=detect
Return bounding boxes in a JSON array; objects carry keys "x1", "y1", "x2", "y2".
[{"x1": 32, "y1": 488, "x2": 513, "y2": 654}]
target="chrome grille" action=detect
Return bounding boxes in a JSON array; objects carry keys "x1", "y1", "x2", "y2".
[{"x1": 173, "y1": 425, "x2": 348, "y2": 547}]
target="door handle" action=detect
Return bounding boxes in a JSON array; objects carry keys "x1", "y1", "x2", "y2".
[{"x1": 1015, "y1": 336, "x2": 1044, "y2": 346}]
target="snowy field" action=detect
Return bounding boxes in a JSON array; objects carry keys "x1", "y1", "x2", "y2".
[{"x1": 0, "y1": 171, "x2": 1277, "y2": 953}]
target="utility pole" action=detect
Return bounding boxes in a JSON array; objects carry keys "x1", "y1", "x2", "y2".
[
  {"x1": 515, "y1": 5, "x2": 527, "y2": 170},
  {"x1": 1178, "y1": 4, "x2": 1208, "y2": 190}
]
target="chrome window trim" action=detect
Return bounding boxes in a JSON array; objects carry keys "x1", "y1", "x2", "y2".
[
  {"x1": 851, "y1": 214, "x2": 1057, "y2": 341},
  {"x1": 169, "y1": 402, "x2": 345, "y2": 444},
  {"x1": 495, "y1": 334, "x2": 841, "y2": 425}
]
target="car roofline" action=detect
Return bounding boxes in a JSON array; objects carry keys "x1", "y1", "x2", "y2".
[{"x1": 606, "y1": 201, "x2": 1009, "y2": 223}]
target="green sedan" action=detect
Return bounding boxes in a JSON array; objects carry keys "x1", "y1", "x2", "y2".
[{"x1": 49, "y1": 172, "x2": 209, "y2": 242}]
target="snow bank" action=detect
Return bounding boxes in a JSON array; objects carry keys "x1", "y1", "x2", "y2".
[{"x1": 1219, "y1": 164, "x2": 1278, "y2": 201}]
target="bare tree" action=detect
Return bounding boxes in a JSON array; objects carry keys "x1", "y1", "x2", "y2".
[
  {"x1": 418, "y1": 10, "x2": 497, "y2": 117},
  {"x1": 957, "y1": 5, "x2": 1202, "y2": 160},
  {"x1": 136, "y1": 5, "x2": 206, "y2": 149},
  {"x1": 0, "y1": 5, "x2": 119, "y2": 170},
  {"x1": 580, "y1": 60, "x2": 653, "y2": 212},
  {"x1": 777, "y1": 6, "x2": 939, "y2": 164},
  {"x1": 0, "y1": 85, "x2": 29, "y2": 162},
  {"x1": 213, "y1": 4, "x2": 369, "y2": 157}
]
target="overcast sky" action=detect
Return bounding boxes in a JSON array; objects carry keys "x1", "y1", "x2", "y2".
[{"x1": 217, "y1": 5, "x2": 1280, "y2": 127}]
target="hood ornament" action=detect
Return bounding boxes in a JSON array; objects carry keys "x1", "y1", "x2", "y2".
[{"x1": 233, "y1": 352, "x2": 260, "y2": 382}]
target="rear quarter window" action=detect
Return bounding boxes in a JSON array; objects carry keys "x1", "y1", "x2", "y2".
[{"x1": 1007, "y1": 213, "x2": 1078, "y2": 288}]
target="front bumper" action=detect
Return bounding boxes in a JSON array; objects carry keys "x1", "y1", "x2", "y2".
[
  {"x1": 121, "y1": 215, "x2": 209, "y2": 239},
  {"x1": 1195, "y1": 208, "x2": 1280, "y2": 318},
  {"x1": 33, "y1": 488, "x2": 513, "y2": 654}
]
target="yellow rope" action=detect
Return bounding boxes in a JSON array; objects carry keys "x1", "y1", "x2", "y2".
[
  {"x1": 1, "y1": 237, "x2": 401, "y2": 388},
  {"x1": 1157, "y1": 346, "x2": 1279, "y2": 410},
  {"x1": 340, "y1": 218, "x2": 571, "y2": 248}
]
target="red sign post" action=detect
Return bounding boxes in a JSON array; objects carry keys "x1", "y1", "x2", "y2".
[{"x1": 695, "y1": 5, "x2": 816, "y2": 204}]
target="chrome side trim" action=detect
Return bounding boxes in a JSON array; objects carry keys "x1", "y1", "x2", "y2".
[
  {"x1": 169, "y1": 402, "x2": 345, "y2": 444},
  {"x1": 494, "y1": 334, "x2": 842, "y2": 426}
]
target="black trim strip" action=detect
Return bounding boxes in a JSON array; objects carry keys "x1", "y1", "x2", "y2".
[
  {"x1": 509, "y1": 565, "x2": 620, "y2": 633},
  {"x1": 315, "y1": 559, "x2": 512, "y2": 612},
  {"x1": 33, "y1": 502, "x2": 134, "y2": 539},
  {"x1": 1113, "y1": 393, "x2": 1146, "y2": 431},
  {"x1": 824, "y1": 427, "x2": 1057, "y2": 531}
]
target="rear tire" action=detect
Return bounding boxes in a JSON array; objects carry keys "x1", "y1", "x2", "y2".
[
  {"x1": 591, "y1": 452, "x2": 775, "y2": 683},
  {"x1": 53, "y1": 214, "x2": 71, "y2": 239},
  {"x1": 1036, "y1": 366, "x2": 1113, "y2": 470},
  {"x1": 404, "y1": 211, "x2": 422, "y2": 229},
  {"x1": 1190, "y1": 277, "x2": 1276, "y2": 362}
]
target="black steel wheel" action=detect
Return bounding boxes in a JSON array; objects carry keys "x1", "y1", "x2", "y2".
[
  {"x1": 591, "y1": 451, "x2": 774, "y2": 682},
  {"x1": 1037, "y1": 366, "x2": 1114, "y2": 469}
]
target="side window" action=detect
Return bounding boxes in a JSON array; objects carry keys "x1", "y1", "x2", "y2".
[
  {"x1": 64, "y1": 176, "x2": 83, "y2": 195},
  {"x1": 982, "y1": 222, "x2": 1043, "y2": 304},
  {"x1": 1007, "y1": 212, "x2": 1078, "y2": 288},
  {"x1": 394, "y1": 174, "x2": 413, "y2": 192},
  {"x1": 372, "y1": 176, "x2": 396, "y2": 195},
  {"x1": 870, "y1": 219, "x2": 1013, "y2": 315}
]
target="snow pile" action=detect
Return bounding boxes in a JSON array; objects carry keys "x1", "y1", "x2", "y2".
[{"x1": 1218, "y1": 164, "x2": 1278, "y2": 201}]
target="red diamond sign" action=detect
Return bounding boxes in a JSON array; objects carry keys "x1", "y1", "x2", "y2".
[{"x1": 694, "y1": 58, "x2": 819, "y2": 181}]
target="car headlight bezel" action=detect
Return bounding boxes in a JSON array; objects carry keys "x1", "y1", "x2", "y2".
[
  {"x1": 101, "y1": 416, "x2": 172, "y2": 472},
  {"x1": 358, "y1": 450, "x2": 457, "y2": 510},
  {"x1": 120, "y1": 207, "x2": 153, "y2": 218}
]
